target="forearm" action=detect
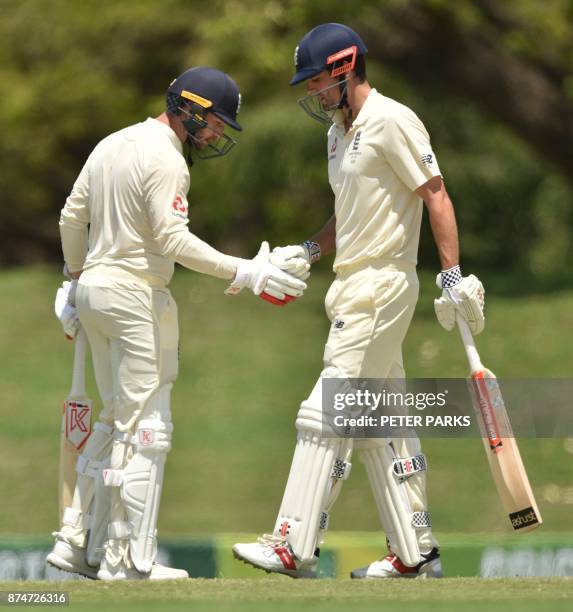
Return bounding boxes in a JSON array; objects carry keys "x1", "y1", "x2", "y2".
[
  {"x1": 424, "y1": 192, "x2": 459, "y2": 270},
  {"x1": 156, "y1": 227, "x2": 239, "y2": 280},
  {"x1": 309, "y1": 214, "x2": 336, "y2": 259}
]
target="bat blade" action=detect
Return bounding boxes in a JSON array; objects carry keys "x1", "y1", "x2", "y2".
[
  {"x1": 58, "y1": 329, "x2": 92, "y2": 523},
  {"x1": 469, "y1": 368, "x2": 542, "y2": 532}
]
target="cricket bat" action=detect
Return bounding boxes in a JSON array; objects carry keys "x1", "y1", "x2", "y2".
[
  {"x1": 58, "y1": 327, "x2": 92, "y2": 522},
  {"x1": 456, "y1": 317, "x2": 542, "y2": 532}
]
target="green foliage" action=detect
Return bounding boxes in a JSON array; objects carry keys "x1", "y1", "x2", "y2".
[{"x1": 0, "y1": 0, "x2": 571, "y2": 273}]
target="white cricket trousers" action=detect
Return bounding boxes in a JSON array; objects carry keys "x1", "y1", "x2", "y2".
[{"x1": 75, "y1": 276, "x2": 179, "y2": 433}]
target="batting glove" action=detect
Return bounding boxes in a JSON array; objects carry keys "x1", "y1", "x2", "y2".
[
  {"x1": 55, "y1": 280, "x2": 80, "y2": 339},
  {"x1": 434, "y1": 266, "x2": 485, "y2": 335},
  {"x1": 225, "y1": 241, "x2": 307, "y2": 305}
]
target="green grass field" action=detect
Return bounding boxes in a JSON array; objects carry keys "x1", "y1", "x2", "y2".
[
  {"x1": 1, "y1": 577, "x2": 572, "y2": 612},
  {"x1": 0, "y1": 266, "x2": 571, "y2": 538}
]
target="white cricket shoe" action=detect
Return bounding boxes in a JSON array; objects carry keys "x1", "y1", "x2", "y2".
[
  {"x1": 97, "y1": 558, "x2": 189, "y2": 580},
  {"x1": 232, "y1": 535, "x2": 318, "y2": 579},
  {"x1": 46, "y1": 534, "x2": 99, "y2": 580},
  {"x1": 350, "y1": 547, "x2": 443, "y2": 579},
  {"x1": 96, "y1": 538, "x2": 188, "y2": 580}
]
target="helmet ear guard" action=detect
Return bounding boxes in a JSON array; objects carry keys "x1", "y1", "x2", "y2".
[{"x1": 327, "y1": 45, "x2": 357, "y2": 78}]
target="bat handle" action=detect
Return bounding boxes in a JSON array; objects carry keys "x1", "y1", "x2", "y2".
[
  {"x1": 70, "y1": 328, "x2": 88, "y2": 397},
  {"x1": 456, "y1": 316, "x2": 484, "y2": 374}
]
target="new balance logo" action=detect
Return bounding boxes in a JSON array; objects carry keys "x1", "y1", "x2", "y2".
[
  {"x1": 421, "y1": 153, "x2": 433, "y2": 166},
  {"x1": 334, "y1": 319, "x2": 345, "y2": 329}
]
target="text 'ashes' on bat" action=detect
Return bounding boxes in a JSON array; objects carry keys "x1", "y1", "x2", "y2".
[
  {"x1": 456, "y1": 317, "x2": 542, "y2": 532},
  {"x1": 59, "y1": 328, "x2": 92, "y2": 522}
]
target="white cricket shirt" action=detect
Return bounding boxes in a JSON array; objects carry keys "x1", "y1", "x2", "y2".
[
  {"x1": 327, "y1": 89, "x2": 441, "y2": 272},
  {"x1": 60, "y1": 118, "x2": 238, "y2": 286}
]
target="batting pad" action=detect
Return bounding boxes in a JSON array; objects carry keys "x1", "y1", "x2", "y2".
[
  {"x1": 273, "y1": 368, "x2": 353, "y2": 562},
  {"x1": 60, "y1": 421, "x2": 113, "y2": 548},
  {"x1": 274, "y1": 431, "x2": 349, "y2": 562},
  {"x1": 358, "y1": 436, "x2": 430, "y2": 566}
]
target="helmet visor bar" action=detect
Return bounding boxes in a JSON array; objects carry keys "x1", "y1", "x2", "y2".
[
  {"x1": 296, "y1": 78, "x2": 349, "y2": 126},
  {"x1": 191, "y1": 132, "x2": 237, "y2": 159},
  {"x1": 179, "y1": 104, "x2": 237, "y2": 159}
]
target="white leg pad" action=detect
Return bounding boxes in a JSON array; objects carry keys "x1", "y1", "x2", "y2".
[
  {"x1": 103, "y1": 385, "x2": 173, "y2": 574},
  {"x1": 60, "y1": 421, "x2": 113, "y2": 548},
  {"x1": 358, "y1": 436, "x2": 430, "y2": 566},
  {"x1": 273, "y1": 368, "x2": 353, "y2": 562},
  {"x1": 85, "y1": 455, "x2": 111, "y2": 566}
]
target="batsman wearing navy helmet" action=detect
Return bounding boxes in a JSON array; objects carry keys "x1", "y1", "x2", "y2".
[
  {"x1": 233, "y1": 23, "x2": 485, "y2": 578},
  {"x1": 48, "y1": 66, "x2": 306, "y2": 580}
]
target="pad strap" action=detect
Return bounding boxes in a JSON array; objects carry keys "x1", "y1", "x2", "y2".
[
  {"x1": 392, "y1": 454, "x2": 427, "y2": 480},
  {"x1": 94, "y1": 422, "x2": 113, "y2": 435},
  {"x1": 331, "y1": 458, "x2": 352, "y2": 480},
  {"x1": 412, "y1": 511, "x2": 432, "y2": 529},
  {"x1": 108, "y1": 521, "x2": 130, "y2": 539},
  {"x1": 62, "y1": 507, "x2": 91, "y2": 529},
  {"x1": 102, "y1": 468, "x2": 124, "y2": 487},
  {"x1": 76, "y1": 455, "x2": 105, "y2": 478}
]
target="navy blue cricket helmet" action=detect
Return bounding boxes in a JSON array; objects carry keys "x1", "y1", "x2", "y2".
[
  {"x1": 291, "y1": 23, "x2": 368, "y2": 86},
  {"x1": 167, "y1": 66, "x2": 242, "y2": 131}
]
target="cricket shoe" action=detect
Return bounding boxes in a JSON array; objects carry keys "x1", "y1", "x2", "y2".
[
  {"x1": 232, "y1": 535, "x2": 318, "y2": 578},
  {"x1": 350, "y1": 547, "x2": 443, "y2": 579},
  {"x1": 97, "y1": 558, "x2": 189, "y2": 580},
  {"x1": 96, "y1": 538, "x2": 188, "y2": 580},
  {"x1": 46, "y1": 534, "x2": 99, "y2": 580}
]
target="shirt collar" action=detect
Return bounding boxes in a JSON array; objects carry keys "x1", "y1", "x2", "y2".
[
  {"x1": 348, "y1": 88, "x2": 377, "y2": 130},
  {"x1": 146, "y1": 117, "x2": 183, "y2": 154}
]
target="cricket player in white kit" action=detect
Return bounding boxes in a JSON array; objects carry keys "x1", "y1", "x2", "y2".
[
  {"x1": 233, "y1": 24, "x2": 485, "y2": 578},
  {"x1": 47, "y1": 66, "x2": 306, "y2": 580}
]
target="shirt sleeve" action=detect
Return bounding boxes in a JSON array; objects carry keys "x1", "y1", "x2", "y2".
[
  {"x1": 380, "y1": 108, "x2": 441, "y2": 192},
  {"x1": 144, "y1": 154, "x2": 239, "y2": 280},
  {"x1": 59, "y1": 158, "x2": 91, "y2": 273}
]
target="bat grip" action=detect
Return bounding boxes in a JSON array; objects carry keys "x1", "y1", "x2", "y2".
[
  {"x1": 70, "y1": 328, "x2": 87, "y2": 397},
  {"x1": 456, "y1": 316, "x2": 484, "y2": 374}
]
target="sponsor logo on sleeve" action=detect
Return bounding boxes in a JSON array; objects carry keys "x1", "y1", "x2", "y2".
[{"x1": 172, "y1": 195, "x2": 188, "y2": 219}]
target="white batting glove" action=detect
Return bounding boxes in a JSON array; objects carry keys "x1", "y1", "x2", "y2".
[
  {"x1": 55, "y1": 280, "x2": 80, "y2": 339},
  {"x1": 225, "y1": 241, "x2": 307, "y2": 300},
  {"x1": 434, "y1": 266, "x2": 485, "y2": 335},
  {"x1": 270, "y1": 245, "x2": 311, "y2": 281},
  {"x1": 270, "y1": 239, "x2": 321, "y2": 281}
]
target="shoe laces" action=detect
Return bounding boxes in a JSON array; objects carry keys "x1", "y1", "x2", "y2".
[{"x1": 257, "y1": 533, "x2": 288, "y2": 548}]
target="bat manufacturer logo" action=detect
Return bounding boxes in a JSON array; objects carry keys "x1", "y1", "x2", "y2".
[
  {"x1": 65, "y1": 399, "x2": 92, "y2": 449},
  {"x1": 68, "y1": 402, "x2": 90, "y2": 432},
  {"x1": 139, "y1": 429, "x2": 154, "y2": 446},
  {"x1": 509, "y1": 507, "x2": 539, "y2": 530}
]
